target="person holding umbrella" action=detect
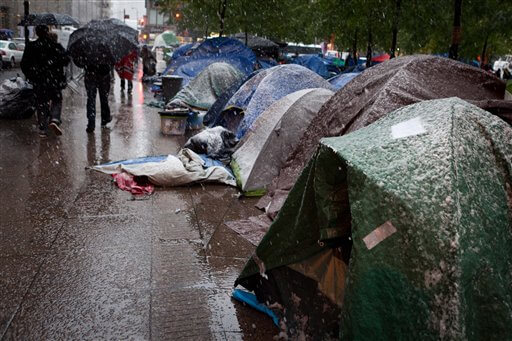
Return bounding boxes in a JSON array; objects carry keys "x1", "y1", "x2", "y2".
[
  {"x1": 21, "y1": 24, "x2": 70, "y2": 137},
  {"x1": 68, "y1": 18, "x2": 139, "y2": 133},
  {"x1": 83, "y1": 62, "x2": 113, "y2": 133}
]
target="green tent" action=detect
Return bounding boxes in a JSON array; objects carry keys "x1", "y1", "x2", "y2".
[
  {"x1": 153, "y1": 30, "x2": 179, "y2": 48},
  {"x1": 236, "y1": 97, "x2": 512, "y2": 339}
]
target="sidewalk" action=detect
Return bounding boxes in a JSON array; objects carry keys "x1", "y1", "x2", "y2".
[{"x1": 0, "y1": 71, "x2": 276, "y2": 340}]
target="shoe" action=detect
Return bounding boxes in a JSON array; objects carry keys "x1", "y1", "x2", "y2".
[
  {"x1": 101, "y1": 117, "x2": 112, "y2": 127},
  {"x1": 49, "y1": 122, "x2": 63, "y2": 136},
  {"x1": 86, "y1": 126, "x2": 95, "y2": 133},
  {"x1": 39, "y1": 131, "x2": 48, "y2": 138}
]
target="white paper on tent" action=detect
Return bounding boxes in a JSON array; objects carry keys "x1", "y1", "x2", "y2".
[{"x1": 391, "y1": 116, "x2": 426, "y2": 139}]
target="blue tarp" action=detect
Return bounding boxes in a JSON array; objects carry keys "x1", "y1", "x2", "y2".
[
  {"x1": 328, "y1": 72, "x2": 360, "y2": 90},
  {"x1": 162, "y1": 38, "x2": 257, "y2": 85},
  {"x1": 290, "y1": 54, "x2": 331, "y2": 79},
  {"x1": 219, "y1": 64, "x2": 335, "y2": 138},
  {"x1": 170, "y1": 43, "x2": 196, "y2": 61},
  {"x1": 232, "y1": 289, "x2": 279, "y2": 327},
  {"x1": 257, "y1": 58, "x2": 278, "y2": 69},
  {"x1": 171, "y1": 56, "x2": 255, "y2": 86}
]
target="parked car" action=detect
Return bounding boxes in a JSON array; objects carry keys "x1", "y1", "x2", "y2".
[{"x1": 0, "y1": 40, "x2": 24, "y2": 68}]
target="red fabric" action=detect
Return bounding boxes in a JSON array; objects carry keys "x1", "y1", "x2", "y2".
[
  {"x1": 115, "y1": 50, "x2": 138, "y2": 80},
  {"x1": 372, "y1": 53, "x2": 390, "y2": 62},
  {"x1": 112, "y1": 172, "x2": 154, "y2": 195}
]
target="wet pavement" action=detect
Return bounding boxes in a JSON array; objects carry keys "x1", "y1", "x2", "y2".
[{"x1": 0, "y1": 67, "x2": 277, "y2": 340}]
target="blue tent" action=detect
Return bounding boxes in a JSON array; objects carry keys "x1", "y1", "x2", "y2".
[
  {"x1": 217, "y1": 64, "x2": 335, "y2": 138},
  {"x1": 290, "y1": 55, "x2": 331, "y2": 79},
  {"x1": 328, "y1": 72, "x2": 360, "y2": 90},
  {"x1": 170, "y1": 43, "x2": 197, "y2": 61},
  {"x1": 162, "y1": 37, "x2": 256, "y2": 85}
]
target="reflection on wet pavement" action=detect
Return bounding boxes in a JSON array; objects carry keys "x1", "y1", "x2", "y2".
[{"x1": 0, "y1": 69, "x2": 276, "y2": 340}]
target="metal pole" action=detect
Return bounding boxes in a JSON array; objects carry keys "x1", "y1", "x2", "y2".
[
  {"x1": 23, "y1": 1, "x2": 29, "y2": 45},
  {"x1": 123, "y1": 9, "x2": 126, "y2": 23}
]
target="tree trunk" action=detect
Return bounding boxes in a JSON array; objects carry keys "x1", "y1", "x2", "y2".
[
  {"x1": 218, "y1": 0, "x2": 227, "y2": 37},
  {"x1": 481, "y1": 34, "x2": 489, "y2": 68},
  {"x1": 448, "y1": 0, "x2": 463, "y2": 60},
  {"x1": 366, "y1": 28, "x2": 372, "y2": 68},
  {"x1": 352, "y1": 28, "x2": 358, "y2": 61},
  {"x1": 390, "y1": 0, "x2": 402, "y2": 58}
]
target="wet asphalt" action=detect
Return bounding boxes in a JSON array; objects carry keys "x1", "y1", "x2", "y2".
[{"x1": 0, "y1": 67, "x2": 277, "y2": 340}]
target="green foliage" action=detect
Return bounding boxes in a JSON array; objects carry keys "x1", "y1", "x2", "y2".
[{"x1": 156, "y1": 0, "x2": 512, "y2": 59}]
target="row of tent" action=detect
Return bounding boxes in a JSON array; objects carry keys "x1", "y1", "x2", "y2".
[
  {"x1": 111, "y1": 49, "x2": 512, "y2": 338},
  {"x1": 151, "y1": 37, "x2": 377, "y2": 90},
  {"x1": 166, "y1": 54, "x2": 512, "y2": 339}
]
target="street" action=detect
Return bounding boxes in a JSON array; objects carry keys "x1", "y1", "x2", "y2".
[{"x1": 0, "y1": 67, "x2": 276, "y2": 340}]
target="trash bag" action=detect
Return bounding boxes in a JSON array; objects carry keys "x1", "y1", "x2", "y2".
[
  {"x1": 184, "y1": 126, "x2": 238, "y2": 161},
  {"x1": 0, "y1": 77, "x2": 35, "y2": 119}
]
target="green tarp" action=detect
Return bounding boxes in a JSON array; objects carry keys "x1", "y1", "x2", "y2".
[{"x1": 237, "y1": 97, "x2": 512, "y2": 339}]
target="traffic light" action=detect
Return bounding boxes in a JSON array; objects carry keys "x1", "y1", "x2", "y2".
[{"x1": 124, "y1": 14, "x2": 130, "y2": 19}]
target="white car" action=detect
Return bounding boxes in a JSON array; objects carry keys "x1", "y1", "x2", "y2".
[{"x1": 0, "y1": 40, "x2": 24, "y2": 67}]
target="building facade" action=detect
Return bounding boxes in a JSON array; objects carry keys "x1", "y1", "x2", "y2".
[
  {"x1": 0, "y1": 0, "x2": 112, "y2": 35},
  {"x1": 143, "y1": 0, "x2": 170, "y2": 39}
]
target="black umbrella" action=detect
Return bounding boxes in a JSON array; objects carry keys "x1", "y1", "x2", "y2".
[
  {"x1": 18, "y1": 13, "x2": 80, "y2": 26},
  {"x1": 67, "y1": 18, "x2": 138, "y2": 68}
]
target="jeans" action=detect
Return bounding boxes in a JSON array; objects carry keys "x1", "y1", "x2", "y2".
[
  {"x1": 33, "y1": 87, "x2": 62, "y2": 133},
  {"x1": 84, "y1": 72, "x2": 111, "y2": 127},
  {"x1": 120, "y1": 78, "x2": 133, "y2": 92}
]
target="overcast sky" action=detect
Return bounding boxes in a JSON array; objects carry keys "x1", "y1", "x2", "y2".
[{"x1": 110, "y1": 0, "x2": 146, "y2": 22}]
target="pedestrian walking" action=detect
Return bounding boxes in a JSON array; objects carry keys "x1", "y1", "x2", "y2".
[
  {"x1": 115, "y1": 49, "x2": 137, "y2": 94},
  {"x1": 84, "y1": 63, "x2": 113, "y2": 133},
  {"x1": 141, "y1": 45, "x2": 156, "y2": 79},
  {"x1": 20, "y1": 25, "x2": 70, "y2": 137}
]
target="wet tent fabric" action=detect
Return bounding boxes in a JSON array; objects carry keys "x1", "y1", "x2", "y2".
[
  {"x1": 203, "y1": 72, "x2": 256, "y2": 127},
  {"x1": 220, "y1": 64, "x2": 334, "y2": 138},
  {"x1": 231, "y1": 88, "x2": 334, "y2": 194},
  {"x1": 237, "y1": 98, "x2": 512, "y2": 340},
  {"x1": 162, "y1": 37, "x2": 256, "y2": 85},
  {"x1": 290, "y1": 55, "x2": 331, "y2": 78},
  {"x1": 169, "y1": 62, "x2": 245, "y2": 111},
  {"x1": 328, "y1": 72, "x2": 359, "y2": 90},
  {"x1": 260, "y1": 55, "x2": 510, "y2": 217},
  {"x1": 153, "y1": 31, "x2": 179, "y2": 48}
]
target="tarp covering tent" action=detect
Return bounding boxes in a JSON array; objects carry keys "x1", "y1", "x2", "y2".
[
  {"x1": 290, "y1": 54, "x2": 331, "y2": 78},
  {"x1": 259, "y1": 55, "x2": 512, "y2": 219},
  {"x1": 231, "y1": 33, "x2": 280, "y2": 59},
  {"x1": 236, "y1": 98, "x2": 512, "y2": 340},
  {"x1": 328, "y1": 72, "x2": 360, "y2": 90},
  {"x1": 169, "y1": 62, "x2": 245, "y2": 111},
  {"x1": 231, "y1": 88, "x2": 334, "y2": 195},
  {"x1": 216, "y1": 64, "x2": 335, "y2": 138},
  {"x1": 162, "y1": 37, "x2": 256, "y2": 85},
  {"x1": 170, "y1": 43, "x2": 196, "y2": 61},
  {"x1": 153, "y1": 30, "x2": 179, "y2": 48}
]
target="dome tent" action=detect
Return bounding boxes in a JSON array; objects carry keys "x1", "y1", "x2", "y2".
[
  {"x1": 231, "y1": 88, "x2": 334, "y2": 195},
  {"x1": 168, "y1": 62, "x2": 245, "y2": 111},
  {"x1": 214, "y1": 64, "x2": 334, "y2": 138},
  {"x1": 236, "y1": 98, "x2": 512, "y2": 340}
]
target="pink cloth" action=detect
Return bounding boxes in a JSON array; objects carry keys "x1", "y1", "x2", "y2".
[{"x1": 112, "y1": 172, "x2": 154, "y2": 195}]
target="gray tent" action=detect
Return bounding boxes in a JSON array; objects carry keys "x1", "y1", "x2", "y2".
[
  {"x1": 231, "y1": 88, "x2": 334, "y2": 195},
  {"x1": 259, "y1": 55, "x2": 512, "y2": 218},
  {"x1": 169, "y1": 62, "x2": 245, "y2": 111}
]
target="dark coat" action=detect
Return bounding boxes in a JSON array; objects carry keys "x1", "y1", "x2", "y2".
[{"x1": 21, "y1": 37, "x2": 70, "y2": 90}]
